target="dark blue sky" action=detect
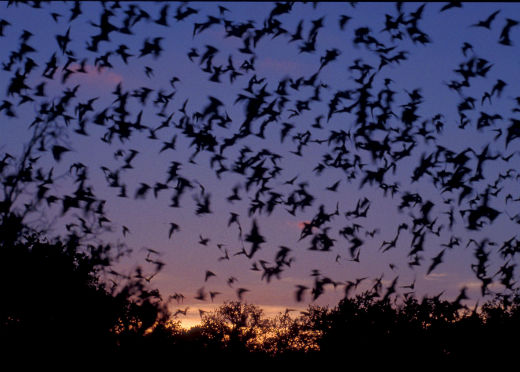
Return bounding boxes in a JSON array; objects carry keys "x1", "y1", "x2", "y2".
[{"x1": 1, "y1": 2, "x2": 519, "y2": 327}]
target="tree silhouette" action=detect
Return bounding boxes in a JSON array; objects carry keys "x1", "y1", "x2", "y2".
[
  {"x1": 199, "y1": 301, "x2": 268, "y2": 354},
  {"x1": 0, "y1": 221, "x2": 173, "y2": 359}
]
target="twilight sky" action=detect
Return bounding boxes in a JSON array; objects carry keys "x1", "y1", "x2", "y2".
[{"x1": 1, "y1": 1, "x2": 520, "y2": 328}]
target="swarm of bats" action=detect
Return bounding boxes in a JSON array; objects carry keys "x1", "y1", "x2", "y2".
[{"x1": 1, "y1": 2, "x2": 519, "y2": 313}]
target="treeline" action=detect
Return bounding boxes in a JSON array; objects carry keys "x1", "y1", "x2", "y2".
[
  {"x1": 146, "y1": 292, "x2": 520, "y2": 366},
  {"x1": 2, "y1": 224, "x2": 519, "y2": 366}
]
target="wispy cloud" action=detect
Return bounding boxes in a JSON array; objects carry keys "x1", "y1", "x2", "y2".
[
  {"x1": 257, "y1": 56, "x2": 307, "y2": 75},
  {"x1": 285, "y1": 220, "x2": 312, "y2": 231},
  {"x1": 66, "y1": 63, "x2": 124, "y2": 86},
  {"x1": 424, "y1": 272, "x2": 449, "y2": 281}
]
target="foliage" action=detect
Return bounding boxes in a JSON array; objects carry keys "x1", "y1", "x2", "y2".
[
  {"x1": 0, "y1": 211, "x2": 170, "y2": 360},
  {"x1": 261, "y1": 308, "x2": 321, "y2": 355},
  {"x1": 171, "y1": 292, "x2": 519, "y2": 364},
  {"x1": 199, "y1": 301, "x2": 269, "y2": 353}
]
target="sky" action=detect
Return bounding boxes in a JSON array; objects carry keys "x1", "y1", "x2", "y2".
[{"x1": 1, "y1": 1, "x2": 520, "y2": 328}]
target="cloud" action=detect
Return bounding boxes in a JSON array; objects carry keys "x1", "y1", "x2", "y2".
[
  {"x1": 65, "y1": 63, "x2": 123, "y2": 86},
  {"x1": 424, "y1": 272, "x2": 449, "y2": 280},
  {"x1": 462, "y1": 280, "x2": 501, "y2": 291},
  {"x1": 257, "y1": 56, "x2": 306, "y2": 75},
  {"x1": 285, "y1": 220, "x2": 312, "y2": 230}
]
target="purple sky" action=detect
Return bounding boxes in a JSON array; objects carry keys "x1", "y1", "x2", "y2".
[{"x1": 1, "y1": 2, "x2": 520, "y2": 327}]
